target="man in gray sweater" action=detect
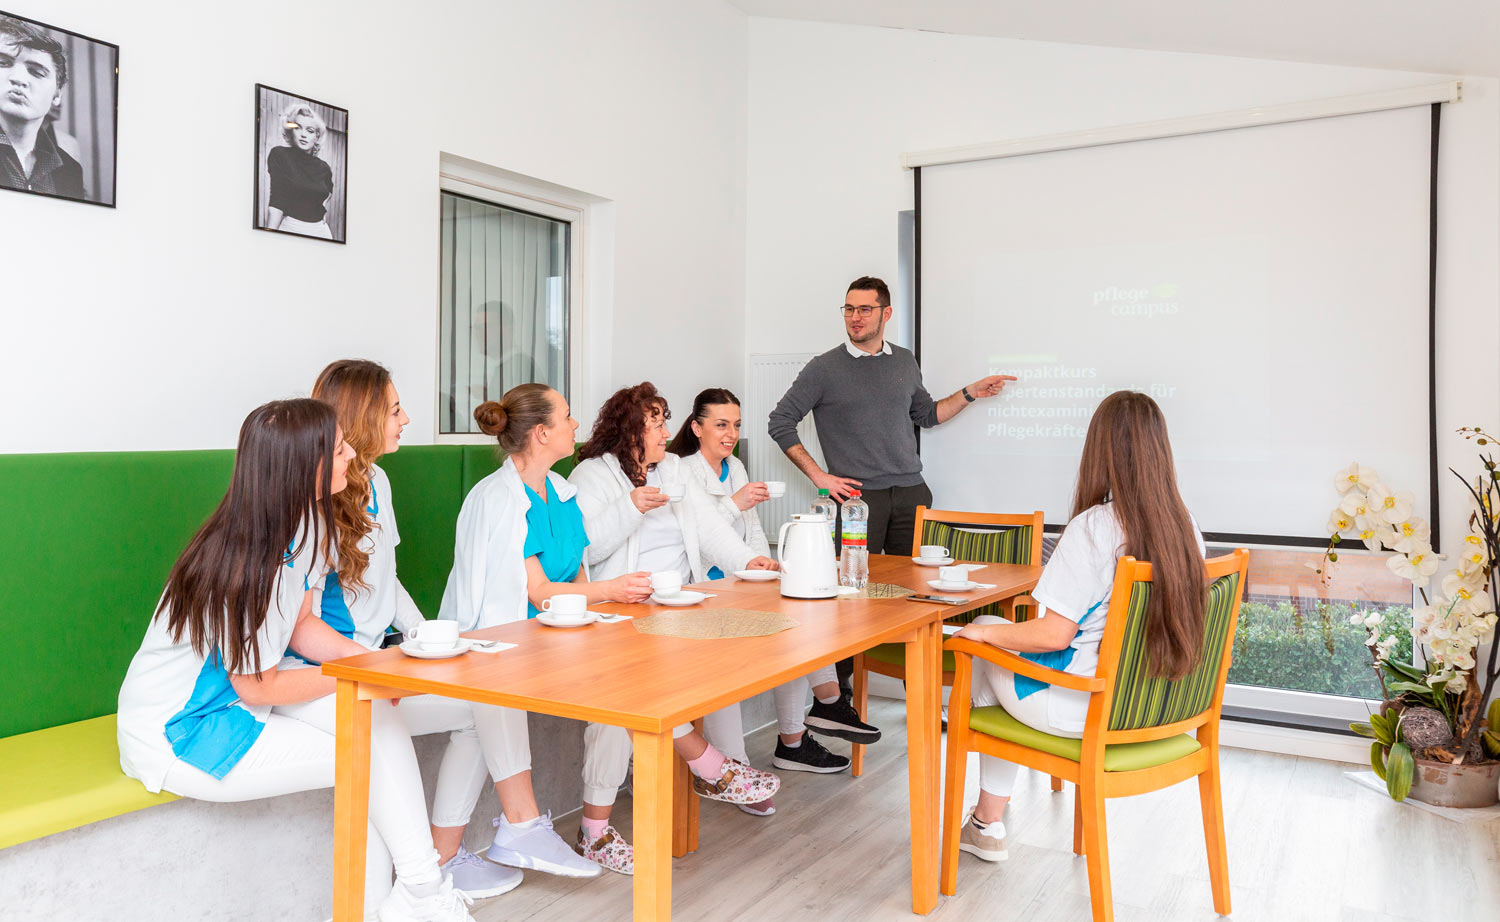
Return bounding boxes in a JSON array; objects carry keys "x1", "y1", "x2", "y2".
[{"x1": 768, "y1": 275, "x2": 1013, "y2": 557}]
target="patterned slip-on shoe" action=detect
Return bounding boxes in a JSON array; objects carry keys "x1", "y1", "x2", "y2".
[
  {"x1": 576, "y1": 825, "x2": 634, "y2": 876},
  {"x1": 691, "y1": 758, "x2": 782, "y2": 805}
]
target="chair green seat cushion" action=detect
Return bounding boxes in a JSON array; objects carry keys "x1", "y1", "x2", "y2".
[
  {"x1": 967, "y1": 704, "x2": 1201, "y2": 772},
  {"x1": 866, "y1": 642, "x2": 958, "y2": 673},
  {"x1": 0, "y1": 715, "x2": 178, "y2": 849}
]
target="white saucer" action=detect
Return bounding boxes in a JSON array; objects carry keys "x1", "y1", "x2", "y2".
[
  {"x1": 928, "y1": 579, "x2": 977, "y2": 592},
  {"x1": 733, "y1": 569, "x2": 781, "y2": 582},
  {"x1": 651, "y1": 590, "x2": 710, "y2": 606},
  {"x1": 537, "y1": 611, "x2": 598, "y2": 628},
  {"x1": 399, "y1": 638, "x2": 471, "y2": 659},
  {"x1": 912, "y1": 556, "x2": 955, "y2": 567}
]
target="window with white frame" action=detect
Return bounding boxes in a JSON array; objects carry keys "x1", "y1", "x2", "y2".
[{"x1": 438, "y1": 186, "x2": 575, "y2": 435}]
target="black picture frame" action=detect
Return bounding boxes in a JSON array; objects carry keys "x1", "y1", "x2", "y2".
[
  {"x1": 0, "y1": 10, "x2": 119, "y2": 208},
  {"x1": 253, "y1": 83, "x2": 348, "y2": 244}
]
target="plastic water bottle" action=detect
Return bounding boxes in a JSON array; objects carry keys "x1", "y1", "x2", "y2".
[
  {"x1": 810, "y1": 488, "x2": 837, "y2": 550},
  {"x1": 839, "y1": 490, "x2": 869, "y2": 589}
]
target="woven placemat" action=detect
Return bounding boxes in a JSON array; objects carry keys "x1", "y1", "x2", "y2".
[
  {"x1": 840, "y1": 582, "x2": 917, "y2": 600},
  {"x1": 633, "y1": 608, "x2": 799, "y2": 639}
]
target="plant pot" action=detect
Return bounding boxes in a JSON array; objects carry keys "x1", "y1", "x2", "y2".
[{"x1": 1408, "y1": 757, "x2": 1500, "y2": 808}]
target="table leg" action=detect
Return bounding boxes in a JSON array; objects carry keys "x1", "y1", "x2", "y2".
[
  {"x1": 904, "y1": 622, "x2": 941, "y2": 914},
  {"x1": 672, "y1": 750, "x2": 699, "y2": 857},
  {"x1": 633, "y1": 728, "x2": 675, "y2": 922},
  {"x1": 333, "y1": 679, "x2": 371, "y2": 922}
]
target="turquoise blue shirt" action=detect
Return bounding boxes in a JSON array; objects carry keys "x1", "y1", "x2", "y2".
[
  {"x1": 522, "y1": 479, "x2": 590, "y2": 617},
  {"x1": 706, "y1": 458, "x2": 732, "y2": 581}
]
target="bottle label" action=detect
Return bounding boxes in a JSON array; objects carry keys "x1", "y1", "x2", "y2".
[{"x1": 841, "y1": 521, "x2": 868, "y2": 547}]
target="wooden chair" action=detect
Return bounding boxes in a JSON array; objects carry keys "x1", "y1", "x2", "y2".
[
  {"x1": 940, "y1": 549, "x2": 1249, "y2": 922},
  {"x1": 849, "y1": 507, "x2": 1044, "y2": 777}
]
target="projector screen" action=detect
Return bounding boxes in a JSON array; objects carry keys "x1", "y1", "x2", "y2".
[{"x1": 918, "y1": 106, "x2": 1434, "y2": 541}]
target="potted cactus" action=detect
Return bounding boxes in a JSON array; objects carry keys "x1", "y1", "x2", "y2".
[{"x1": 1320, "y1": 431, "x2": 1500, "y2": 807}]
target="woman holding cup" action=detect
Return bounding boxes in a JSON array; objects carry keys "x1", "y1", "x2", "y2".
[
  {"x1": 668, "y1": 388, "x2": 882, "y2": 780},
  {"x1": 568, "y1": 382, "x2": 783, "y2": 867},
  {"x1": 116, "y1": 400, "x2": 476, "y2": 922},
  {"x1": 439, "y1": 383, "x2": 655, "y2": 879}
]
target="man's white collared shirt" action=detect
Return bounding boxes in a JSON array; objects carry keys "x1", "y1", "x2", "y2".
[{"x1": 845, "y1": 340, "x2": 892, "y2": 358}]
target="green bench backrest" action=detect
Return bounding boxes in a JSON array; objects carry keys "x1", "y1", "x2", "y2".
[{"x1": 0, "y1": 443, "x2": 583, "y2": 739}]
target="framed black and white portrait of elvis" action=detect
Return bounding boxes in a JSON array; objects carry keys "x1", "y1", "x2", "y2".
[{"x1": 0, "y1": 11, "x2": 118, "y2": 207}]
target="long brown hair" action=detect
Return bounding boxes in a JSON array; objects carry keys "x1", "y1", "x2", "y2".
[
  {"x1": 158, "y1": 399, "x2": 339, "y2": 675},
  {"x1": 311, "y1": 359, "x2": 388, "y2": 592},
  {"x1": 1073, "y1": 391, "x2": 1205, "y2": 680},
  {"x1": 578, "y1": 382, "x2": 669, "y2": 486},
  {"x1": 667, "y1": 387, "x2": 738, "y2": 458},
  {"x1": 474, "y1": 383, "x2": 557, "y2": 455}
]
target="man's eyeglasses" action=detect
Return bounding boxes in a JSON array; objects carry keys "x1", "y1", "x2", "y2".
[{"x1": 840, "y1": 305, "x2": 883, "y2": 318}]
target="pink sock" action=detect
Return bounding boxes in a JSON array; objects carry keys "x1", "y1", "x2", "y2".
[
  {"x1": 580, "y1": 816, "x2": 609, "y2": 841},
  {"x1": 687, "y1": 744, "x2": 728, "y2": 781}
]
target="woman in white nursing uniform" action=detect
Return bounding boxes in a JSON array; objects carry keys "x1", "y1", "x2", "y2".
[
  {"x1": 438, "y1": 382, "x2": 655, "y2": 877},
  {"x1": 311, "y1": 359, "x2": 536, "y2": 899},
  {"x1": 566, "y1": 382, "x2": 783, "y2": 868},
  {"x1": 952, "y1": 390, "x2": 1207, "y2": 863},
  {"x1": 116, "y1": 399, "x2": 475, "y2": 922},
  {"x1": 667, "y1": 388, "x2": 881, "y2": 783}
]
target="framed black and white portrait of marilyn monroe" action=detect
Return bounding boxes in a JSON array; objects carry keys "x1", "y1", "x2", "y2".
[{"x1": 253, "y1": 84, "x2": 347, "y2": 243}]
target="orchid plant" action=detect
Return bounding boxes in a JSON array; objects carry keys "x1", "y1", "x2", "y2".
[{"x1": 1316, "y1": 430, "x2": 1500, "y2": 771}]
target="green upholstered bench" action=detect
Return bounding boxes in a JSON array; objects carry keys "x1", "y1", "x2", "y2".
[{"x1": 0, "y1": 443, "x2": 576, "y2": 849}]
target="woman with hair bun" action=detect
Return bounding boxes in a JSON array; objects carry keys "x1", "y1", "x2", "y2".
[{"x1": 438, "y1": 384, "x2": 649, "y2": 879}]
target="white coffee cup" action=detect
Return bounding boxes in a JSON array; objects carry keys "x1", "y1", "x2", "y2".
[
  {"x1": 663, "y1": 482, "x2": 686, "y2": 503},
  {"x1": 650, "y1": 571, "x2": 683, "y2": 597},
  {"x1": 920, "y1": 545, "x2": 950, "y2": 561},
  {"x1": 938, "y1": 565, "x2": 968, "y2": 584},
  {"x1": 541, "y1": 593, "x2": 588, "y2": 618},
  {"x1": 764, "y1": 480, "x2": 786, "y2": 498},
  {"x1": 407, "y1": 620, "x2": 460, "y2": 651}
]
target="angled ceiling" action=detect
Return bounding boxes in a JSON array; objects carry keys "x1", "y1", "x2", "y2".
[{"x1": 729, "y1": 0, "x2": 1499, "y2": 77}]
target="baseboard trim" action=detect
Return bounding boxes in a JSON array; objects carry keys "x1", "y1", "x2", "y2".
[{"x1": 1219, "y1": 718, "x2": 1368, "y2": 764}]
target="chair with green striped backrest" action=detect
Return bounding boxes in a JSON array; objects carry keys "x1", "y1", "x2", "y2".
[
  {"x1": 848, "y1": 508, "x2": 1044, "y2": 777},
  {"x1": 939, "y1": 549, "x2": 1249, "y2": 922}
]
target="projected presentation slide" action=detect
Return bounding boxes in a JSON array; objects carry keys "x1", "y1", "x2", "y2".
[{"x1": 919, "y1": 106, "x2": 1432, "y2": 539}]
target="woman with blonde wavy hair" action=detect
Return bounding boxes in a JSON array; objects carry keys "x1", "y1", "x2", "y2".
[
  {"x1": 264, "y1": 101, "x2": 334, "y2": 237},
  {"x1": 311, "y1": 359, "x2": 534, "y2": 901}
]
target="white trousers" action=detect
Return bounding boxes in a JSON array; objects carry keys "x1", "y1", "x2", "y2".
[
  {"x1": 769, "y1": 664, "x2": 839, "y2": 735},
  {"x1": 160, "y1": 695, "x2": 439, "y2": 910},
  {"x1": 968, "y1": 615, "x2": 1083, "y2": 798},
  {"x1": 393, "y1": 695, "x2": 497, "y2": 827}
]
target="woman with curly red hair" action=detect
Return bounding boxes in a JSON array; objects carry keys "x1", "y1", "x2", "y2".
[{"x1": 567, "y1": 382, "x2": 782, "y2": 872}]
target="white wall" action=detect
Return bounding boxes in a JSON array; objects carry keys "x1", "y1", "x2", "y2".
[
  {"x1": 745, "y1": 18, "x2": 1500, "y2": 561},
  {"x1": 1, "y1": 0, "x2": 748, "y2": 453}
]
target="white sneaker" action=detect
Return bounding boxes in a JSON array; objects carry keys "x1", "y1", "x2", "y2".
[
  {"x1": 441, "y1": 844, "x2": 523, "y2": 899},
  {"x1": 488, "y1": 813, "x2": 602, "y2": 878},
  {"x1": 378, "y1": 876, "x2": 476, "y2": 922}
]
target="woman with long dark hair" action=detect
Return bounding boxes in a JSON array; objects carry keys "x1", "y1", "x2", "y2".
[
  {"x1": 566, "y1": 382, "x2": 781, "y2": 871},
  {"x1": 952, "y1": 390, "x2": 1206, "y2": 863},
  {"x1": 116, "y1": 399, "x2": 475, "y2": 922},
  {"x1": 668, "y1": 388, "x2": 881, "y2": 778}
]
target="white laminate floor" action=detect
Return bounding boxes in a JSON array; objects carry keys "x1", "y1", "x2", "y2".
[{"x1": 471, "y1": 698, "x2": 1500, "y2": 922}]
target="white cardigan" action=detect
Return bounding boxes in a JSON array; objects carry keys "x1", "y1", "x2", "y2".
[
  {"x1": 438, "y1": 456, "x2": 581, "y2": 630},
  {"x1": 678, "y1": 452, "x2": 770, "y2": 558},
  {"x1": 568, "y1": 452, "x2": 758, "y2": 582}
]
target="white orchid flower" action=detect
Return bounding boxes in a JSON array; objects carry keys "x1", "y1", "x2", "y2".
[
  {"x1": 1326, "y1": 509, "x2": 1356, "y2": 536},
  {"x1": 1445, "y1": 675, "x2": 1470, "y2": 693},
  {"x1": 1362, "y1": 611, "x2": 1384, "y2": 628},
  {"x1": 1347, "y1": 612, "x2": 1365, "y2": 626},
  {"x1": 1339, "y1": 492, "x2": 1373, "y2": 518},
  {"x1": 1388, "y1": 545, "x2": 1440, "y2": 587},
  {"x1": 1335, "y1": 463, "x2": 1379, "y2": 495},
  {"x1": 1393, "y1": 517, "x2": 1431, "y2": 554},
  {"x1": 1366, "y1": 484, "x2": 1415, "y2": 524},
  {"x1": 1412, "y1": 605, "x2": 1439, "y2": 628}
]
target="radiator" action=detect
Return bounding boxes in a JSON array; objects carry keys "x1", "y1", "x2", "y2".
[{"x1": 743, "y1": 353, "x2": 823, "y2": 546}]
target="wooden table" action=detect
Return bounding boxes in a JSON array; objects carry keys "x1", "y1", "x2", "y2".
[{"x1": 323, "y1": 554, "x2": 1040, "y2": 922}]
